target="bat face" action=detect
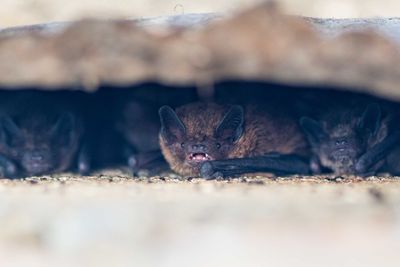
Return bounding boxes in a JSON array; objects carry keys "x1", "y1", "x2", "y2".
[
  {"x1": 316, "y1": 130, "x2": 364, "y2": 174},
  {"x1": 159, "y1": 104, "x2": 244, "y2": 176},
  {"x1": 0, "y1": 112, "x2": 80, "y2": 176},
  {"x1": 300, "y1": 103, "x2": 381, "y2": 175}
]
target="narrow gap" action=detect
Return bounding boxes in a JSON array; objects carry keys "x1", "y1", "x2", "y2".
[{"x1": 0, "y1": 80, "x2": 397, "y2": 179}]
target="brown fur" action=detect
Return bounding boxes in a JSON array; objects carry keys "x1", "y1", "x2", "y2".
[{"x1": 160, "y1": 102, "x2": 308, "y2": 176}]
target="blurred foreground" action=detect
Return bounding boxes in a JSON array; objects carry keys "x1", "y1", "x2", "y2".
[
  {"x1": 0, "y1": 174, "x2": 400, "y2": 267},
  {"x1": 2, "y1": 0, "x2": 400, "y2": 27}
]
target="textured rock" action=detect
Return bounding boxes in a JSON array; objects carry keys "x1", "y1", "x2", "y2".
[{"x1": 0, "y1": 3, "x2": 399, "y2": 100}]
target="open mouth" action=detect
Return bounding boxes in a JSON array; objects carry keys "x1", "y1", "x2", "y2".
[
  {"x1": 25, "y1": 163, "x2": 51, "y2": 175},
  {"x1": 188, "y1": 153, "x2": 212, "y2": 162}
]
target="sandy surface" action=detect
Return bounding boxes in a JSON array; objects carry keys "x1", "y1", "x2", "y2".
[
  {"x1": 2, "y1": 0, "x2": 400, "y2": 27},
  {"x1": 1, "y1": 172, "x2": 400, "y2": 266}
]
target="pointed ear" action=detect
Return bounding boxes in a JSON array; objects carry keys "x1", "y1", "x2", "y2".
[
  {"x1": 0, "y1": 115, "x2": 21, "y2": 145},
  {"x1": 159, "y1": 106, "x2": 186, "y2": 144},
  {"x1": 358, "y1": 103, "x2": 381, "y2": 136},
  {"x1": 215, "y1": 105, "x2": 244, "y2": 142},
  {"x1": 51, "y1": 112, "x2": 76, "y2": 145},
  {"x1": 300, "y1": 117, "x2": 327, "y2": 145}
]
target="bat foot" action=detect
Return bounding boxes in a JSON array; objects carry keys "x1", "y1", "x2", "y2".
[
  {"x1": 127, "y1": 155, "x2": 140, "y2": 176},
  {"x1": 200, "y1": 162, "x2": 225, "y2": 180},
  {"x1": 200, "y1": 161, "x2": 215, "y2": 179},
  {"x1": 354, "y1": 160, "x2": 376, "y2": 177},
  {"x1": 128, "y1": 153, "x2": 169, "y2": 177},
  {"x1": 0, "y1": 160, "x2": 18, "y2": 179},
  {"x1": 355, "y1": 158, "x2": 368, "y2": 174},
  {"x1": 78, "y1": 161, "x2": 90, "y2": 175},
  {"x1": 310, "y1": 157, "x2": 322, "y2": 174},
  {"x1": 128, "y1": 155, "x2": 138, "y2": 169},
  {"x1": 77, "y1": 145, "x2": 91, "y2": 175}
]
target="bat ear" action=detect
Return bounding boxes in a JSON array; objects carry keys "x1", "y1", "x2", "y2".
[
  {"x1": 215, "y1": 105, "x2": 244, "y2": 142},
  {"x1": 51, "y1": 112, "x2": 76, "y2": 145},
  {"x1": 359, "y1": 103, "x2": 381, "y2": 136},
  {"x1": 159, "y1": 105, "x2": 186, "y2": 144},
  {"x1": 52, "y1": 112, "x2": 75, "y2": 133},
  {"x1": 0, "y1": 115, "x2": 21, "y2": 145},
  {"x1": 300, "y1": 117, "x2": 327, "y2": 145}
]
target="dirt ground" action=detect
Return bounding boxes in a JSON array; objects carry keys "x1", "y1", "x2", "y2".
[{"x1": 0, "y1": 172, "x2": 400, "y2": 266}]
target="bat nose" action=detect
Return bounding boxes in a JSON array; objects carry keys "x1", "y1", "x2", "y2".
[
  {"x1": 191, "y1": 144, "x2": 206, "y2": 151},
  {"x1": 335, "y1": 139, "x2": 348, "y2": 146},
  {"x1": 22, "y1": 151, "x2": 50, "y2": 175}
]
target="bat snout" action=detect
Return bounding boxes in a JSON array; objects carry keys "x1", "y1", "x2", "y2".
[
  {"x1": 22, "y1": 151, "x2": 52, "y2": 175},
  {"x1": 190, "y1": 144, "x2": 207, "y2": 152}
]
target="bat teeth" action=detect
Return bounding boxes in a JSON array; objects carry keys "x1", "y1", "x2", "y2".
[{"x1": 188, "y1": 153, "x2": 212, "y2": 162}]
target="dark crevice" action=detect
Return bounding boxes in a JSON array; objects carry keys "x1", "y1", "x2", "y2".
[{"x1": 0, "y1": 80, "x2": 397, "y2": 178}]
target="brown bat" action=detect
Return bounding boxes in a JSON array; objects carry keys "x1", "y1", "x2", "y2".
[
  {"x1": 159, "y1": 102, "x2": 311, "y2": 178},
  {"x1": 0, "y1": 92, "x2": 89, "y2": 178},
  {"x1": 300, "y1": 101, "x2": 400, "y2": 176}
]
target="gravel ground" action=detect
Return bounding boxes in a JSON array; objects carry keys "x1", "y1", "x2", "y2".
[{"x1": 1, "y1": 172, "x2": 400, "y2": 266}]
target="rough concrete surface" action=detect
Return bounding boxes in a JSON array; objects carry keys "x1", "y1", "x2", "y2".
[{"x1": 1, "y1": 173, "x2": 400, "y2": 267}]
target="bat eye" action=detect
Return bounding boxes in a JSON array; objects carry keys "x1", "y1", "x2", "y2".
[
  {"x1": 180, "y1": 142, "x2": 185, "y2": 148},
  {"x1": 216, "y1": 143, "x2": 221, "y2": 149}
]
